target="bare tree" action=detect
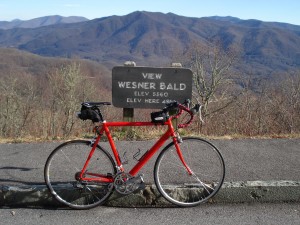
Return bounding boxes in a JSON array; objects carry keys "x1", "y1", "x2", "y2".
[
  {"x1": 47, "y1": 63, "x2": 84, "y2": 137},
  {"x1": 0, "y1": 73, "x2": 39, "y2": 138},
  {"x1": 190, "y1": 42, "x2": 238, "y2": 113},
  {"x1": 178, "y1": 41, "x2": 239, "y2": 133},
  {"x1": 268, "y1": 71, "x2": 300, "y2": 134},
  {"x1": 16, "y1": 74, "x2": 40, "y2": 137},
  {"x1": 0, "y1": 74, "x2": 20, "y2": 137}
]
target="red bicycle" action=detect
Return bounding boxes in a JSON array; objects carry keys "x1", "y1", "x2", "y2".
[{"x1": 44, "y1": 100, "x2": 225, "y2": 209}]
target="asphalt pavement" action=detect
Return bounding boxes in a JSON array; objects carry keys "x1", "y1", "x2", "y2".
[
  {"x1": 1, "y1": 203, "x2": 299, "y2": 225},
  {"x1": 0, "y1": 138, "x2": 299, "y2": 207}
]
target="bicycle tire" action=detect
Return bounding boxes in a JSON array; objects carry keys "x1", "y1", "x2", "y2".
[
  {"x1": 44, "y1": 140, "x2": 116, "y2": 209},
  {"x1": 154, "y1": 137, "x2": 225, "y2": 207}
]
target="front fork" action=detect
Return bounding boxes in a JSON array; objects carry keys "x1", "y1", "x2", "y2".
[
  {"x1": 168, "y1": 120, "x2": 193, "y2": 176},
  {"x1": 173, "y1": 135, "x2": 193, "y2": 175}
]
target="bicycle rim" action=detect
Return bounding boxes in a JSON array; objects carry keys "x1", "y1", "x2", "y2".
[
  {"x1": 154, "y1": 137, "x2": 225, "y2": 207},
  {"x1": 44, "y1": 140, "x2": 116, "y2": 209}
]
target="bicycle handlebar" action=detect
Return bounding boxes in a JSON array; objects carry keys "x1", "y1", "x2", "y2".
[{"x1": 163, "y1": 100, "x2": 201, "y2": 128}]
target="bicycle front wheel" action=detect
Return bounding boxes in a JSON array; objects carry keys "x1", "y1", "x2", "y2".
[
  {"x1": 44, "y1": 140, "x2": 116, "y2": 209},
  {"x1": 154, "y1": 137, "x2": 225, "y2": 207}
]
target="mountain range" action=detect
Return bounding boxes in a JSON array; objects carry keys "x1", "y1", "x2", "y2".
[
  {"x1": 0, "y1": 15, "x2": 88, "y2": 29},
  {"x1": 0, "y1": 11, "x2": 300, "y2": 78}
]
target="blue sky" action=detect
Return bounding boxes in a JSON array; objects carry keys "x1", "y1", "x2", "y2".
[{"x1": 0, "y1": 0, "x2": 300, "y2": 25}]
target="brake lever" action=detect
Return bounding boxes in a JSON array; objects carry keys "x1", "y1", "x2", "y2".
[{"x1": 183, "y1": 99, "x2": 191, "y2": 108}]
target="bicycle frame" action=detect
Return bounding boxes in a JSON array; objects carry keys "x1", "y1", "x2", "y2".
[{"x1": 79, "y1": 117, "x2": 192, "y2": 183}]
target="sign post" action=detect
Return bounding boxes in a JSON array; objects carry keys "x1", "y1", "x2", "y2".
[{"x1": 122, "y1": 61, "x2": 136, "y2": 122}]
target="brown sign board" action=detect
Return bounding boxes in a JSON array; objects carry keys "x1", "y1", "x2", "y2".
[{"x1": 112, "y1": 66, "x2": 193, "y2": 109}]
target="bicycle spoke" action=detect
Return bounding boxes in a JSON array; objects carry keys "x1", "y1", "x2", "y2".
[
  {"x1": 60, "y1": 149, "x2": 81, "y2": 172},
  {"x1": 191, "y1": 174, "x2": 214, "y2": 193}
]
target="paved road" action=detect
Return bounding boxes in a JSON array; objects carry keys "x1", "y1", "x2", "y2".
[
  {"x1": 0, "y1": 203, "x2": 299, "y2": 225},
  {"x1": 0, "y1": 138, "x2": 299, "y2": 186}
]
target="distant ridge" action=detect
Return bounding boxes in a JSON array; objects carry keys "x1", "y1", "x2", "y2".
[
  {"x1": 0, "y1": 15, "x2": 88, "y2": 29},
  {"x1": 0, "y1": 11, "x2": 299, "y2": 77}
]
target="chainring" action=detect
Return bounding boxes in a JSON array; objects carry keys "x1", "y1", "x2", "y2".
[{"x1": 114, "y1": 172, "x2": 142, "y2": 194}]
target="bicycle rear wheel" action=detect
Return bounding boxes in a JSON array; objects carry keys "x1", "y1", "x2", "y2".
[
  {"x1": 44, "y1": 140, "x2": 116, "y2": 209},
  {"x1": 154, "y1": 137, "x2": 225, "y2": 207}
]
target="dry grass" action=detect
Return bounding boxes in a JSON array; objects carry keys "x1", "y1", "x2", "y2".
[{"x1": 1, "y1": 130, "x2": 299, "y2": 144}]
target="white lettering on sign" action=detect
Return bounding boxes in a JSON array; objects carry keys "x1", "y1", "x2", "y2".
[
  {"x1": 142, "y1": 73, "x2": 162, "y2": 79},
  {"x1": 153, "y1": 92, "x2": 169, "y2": 97},
  {"x1": 118, "y1": 81, "x2": 156, "y2": 89},
  {"x1": 159, "y1": 82, "x2": 186, "y2": 91},
  {"x1": 144, "y1": 99, "x2": 159, "y2": 103},
  {"x1": 134, "y1": 91, "x2": 150, "y2": 96},
  {"x1": 127, "y1": 98, "x2": 142, "y2": 103}
]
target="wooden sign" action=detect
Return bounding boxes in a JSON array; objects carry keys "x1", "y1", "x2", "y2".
[{"x1": 112, "y1": 66, "x2": 192, "y2": 109}]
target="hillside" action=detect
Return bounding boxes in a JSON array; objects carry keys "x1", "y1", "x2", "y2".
[
  {"x1": 0, "y1": 11, "x2": 300, "y2": 78},
  {"x1": 0, "y1": 48, "x2": 111, "y2": 88}
]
